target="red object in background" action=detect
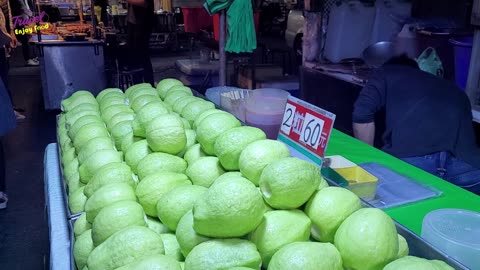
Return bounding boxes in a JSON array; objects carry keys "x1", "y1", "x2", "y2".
[
  {"x1": 182, "y1": 7, "x2": 213, "y2": 33},
  {"x1": 213, "y1": 12, "x2": 260, "y2": 41}
]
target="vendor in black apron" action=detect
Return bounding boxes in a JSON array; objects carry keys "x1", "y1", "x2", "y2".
[
  {"x1": 352, "y1": 55, "x2": 480, "y2": 195},
  {"x1": 126, "y1": 0, "x2": 154, "y2": 85}
]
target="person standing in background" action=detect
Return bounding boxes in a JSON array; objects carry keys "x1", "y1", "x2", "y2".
[
  {"x1": 94, "y1": 0, "x2": 108, "y2": 26},
  {"x1": 126, "y1": 0, "x2": 154, "y2": 85},
  {"x1": 10, "y1": 0, "x2": 38, "y2": 66},
  {"x1": 0, "y1": 14, "x2": 17, "y2": 209},
  {"x1": 0, "y1": 0, "x2": 25, "y2": 120}
]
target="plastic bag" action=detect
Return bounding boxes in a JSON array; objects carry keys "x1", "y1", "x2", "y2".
[{"x1": 416, "y1": 47, "x2": 444, "y2": 78}]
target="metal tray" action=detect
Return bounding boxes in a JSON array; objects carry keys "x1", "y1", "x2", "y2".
[
  {"x1": 56, "y1": 115, "x2": 84, "y2": 220},
  {"x1": 68, "y1": 215, "x2": 80, "y2": 270},
  {"x1": 57, "y1": 99, "x2": 468, "y2": 270},
  {"x1": 323, "y1": 174, "x2": 469, "y2": 270}
]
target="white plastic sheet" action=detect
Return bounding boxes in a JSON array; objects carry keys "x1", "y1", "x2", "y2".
[{"x1": 44, "y1": 143, "x2": 72, "y2": 270}]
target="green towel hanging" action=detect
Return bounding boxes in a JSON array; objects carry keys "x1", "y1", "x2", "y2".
[
  {"x1": 204, "y1": 0, "x2": 257, "y2": 53},
  {"x1": 225, "y1": 0, "x2": 256, "y2": 53},
  {"x1": 203, "y1": 0, "x2": 231, "y2": 15}
]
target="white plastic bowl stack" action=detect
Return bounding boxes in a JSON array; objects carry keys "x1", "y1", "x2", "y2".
[{"x1": 421, "y1": 208, "x2": 480, "y2": 269}]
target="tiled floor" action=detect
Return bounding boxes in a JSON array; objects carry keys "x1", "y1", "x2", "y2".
[{"x1": 0, "y1": 51, "x2": 54, "y2": 270}]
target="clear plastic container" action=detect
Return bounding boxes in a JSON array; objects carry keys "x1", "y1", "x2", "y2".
[
  {"x1": 371, "y1": 0, "x2": 412, "y2": 43},
  {"x1": 220, "y1": 89, "x2": 252, "y2": 122},
  {"x1": 421, "y1": 209, "x2": 480, "y2": 269},
  {"x1": 205, "y1": 86, "x2": 242, "y2": 107},
  {"x1": 324, "y1": 0, "x2": 376, "y2": 63},
  {"x1": 245, "y1": 88, "x2": 290, "y2": 139}
]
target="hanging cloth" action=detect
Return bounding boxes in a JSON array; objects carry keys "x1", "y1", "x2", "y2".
[
  {"x1": 203, "y1": 0, "x2": 231, "y2": 15},
  {"x1": 225, "y1": 0, "x2": 256, "y2": 53},
  {"x1": 204, "y1": 0, "x2": 256, "y2": 53}
]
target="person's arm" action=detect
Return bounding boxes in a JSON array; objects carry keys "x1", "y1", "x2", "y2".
[
  {"x1": 127, "y1": 0, "x2": 146, "y2": 7},
  {"x1": 0, "y1": 9, "x2": 12, "y2": 47},
  {"x1": 352, "y1": 69, "x2": 387, "y2": 145},
  {"x1": 353, "y1": 122, "x2": 375, "y2": 146},
  {"x1": 6, "y1": 0, "x2": 16, "y2": 48}
]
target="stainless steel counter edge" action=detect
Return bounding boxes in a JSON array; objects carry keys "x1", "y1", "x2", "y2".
[
  {"x1": 32, "y1": 40, "x2": 104, "y2": 46},
  {"x1": 303, "y1": 62, "x2": 367, "y2": 87}
]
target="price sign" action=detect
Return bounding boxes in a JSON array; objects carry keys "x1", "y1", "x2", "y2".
[
  {"x1": 280, "y1": 103, "x2": 296, "y2": 135},
  {"x1": 278, "y1": 96, "x2": 335, "y2": 159},
  {"x1": 299, "y1": 113, "x2": 325, "y2": 150}
]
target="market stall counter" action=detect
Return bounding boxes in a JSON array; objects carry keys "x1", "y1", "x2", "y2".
[
  {"x1": 33, "y1": 39, "x2": 107, "y2": 110},
  {"x1": 326, "y1": 129, "x2": 480, "y2": 235},
  {"x1": 45, "y1": 130, "x2": 477, "y2": 270},
  {"x1": 46, "y1": 84, "x2": 480, "y2": 269}
]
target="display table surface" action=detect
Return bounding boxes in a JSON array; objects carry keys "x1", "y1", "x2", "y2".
[{"x1": 326, "y1": 129, "x2": 480, "y2": 234}]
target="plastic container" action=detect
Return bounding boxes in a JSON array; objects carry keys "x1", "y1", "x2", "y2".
[
  {"x1": 220, "y1": 89, "x2": 251, "y2": 122},
  {"x1": 245, "y1": 88, "x2": 290, "y2": 139},
  {"x1": 213, "y1": 12, "x2": 260, "y2": 41},
  {"x1": 333, "y1": 166, "x2": 379, "y2": 200},
  {"x1": 450, "y1": 36, "x2": 473, "y2": 90},
  {"x1": 181, "y1": 7, "x2": 213, "y2": 33},
  {"x1": 421, "y1": 209, "x2": 480, "y2": 269},
  {"x1": 205, "y1": 86, "x2": 241, "y2": 106},
  {"x1": 371, "y1": 0, "x2": 412, "y2": 43},
  {"x1": 321, "y1": 167, "x2": 349, "y2": 187},
  {"x1": 325, "y1": 155, "x2": 357, "y2": 169},
  {"x1": 260, "y1": 79, "x2": 300, "y2": 98},
  {"x1": 324, "y1": 0, "x2": 376, "y2": 63}
]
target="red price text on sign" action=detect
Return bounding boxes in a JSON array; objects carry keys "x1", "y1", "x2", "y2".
[{"x1": 280, "y1": 97, "x2": 335, "y2": 157}]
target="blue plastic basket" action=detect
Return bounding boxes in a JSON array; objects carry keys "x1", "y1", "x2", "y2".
[{"x1": 450, "y1": 37, "x2": 473, "y2": 90}]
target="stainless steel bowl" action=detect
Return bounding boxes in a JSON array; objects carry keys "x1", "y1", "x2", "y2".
[{"x1": 363, "y1": 41, "x2": 396, "y2": 68}]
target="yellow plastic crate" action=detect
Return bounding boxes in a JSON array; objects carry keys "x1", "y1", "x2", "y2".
[{"x1": 333, "y1": 166, "x2": 378, "y2": 200}]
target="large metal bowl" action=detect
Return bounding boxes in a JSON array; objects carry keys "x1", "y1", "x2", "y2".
[{"x1": 363, "y1": 41, "x2": 396, "y2": 68}]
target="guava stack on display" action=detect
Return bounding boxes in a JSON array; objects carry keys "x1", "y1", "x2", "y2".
[{"x1": 58, "y1": 82, "x2": 453, "y2": 270}]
